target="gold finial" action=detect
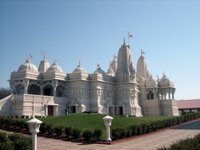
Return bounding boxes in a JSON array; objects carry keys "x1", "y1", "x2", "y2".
[
  {"x1": 123, "y1": 37, "x2": 126, "y2": 44},
  {"x1": 97, "y1": 63, "x2": 100, "y2": 68},
  {"x1": 141, "y1": 49, "x2": 145, "y2": 56},
  {"x1": 41, "y1": 50, "x2": 46, "y2": 60}
]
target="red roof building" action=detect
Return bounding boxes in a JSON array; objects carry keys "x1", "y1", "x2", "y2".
[{"x1": 177, "y1": 99, "x2": 200, "y2": 114}]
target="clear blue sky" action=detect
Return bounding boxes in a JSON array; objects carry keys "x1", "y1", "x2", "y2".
[{"x1": 0, "y1": 0, "x2": 199, "y2": 100}]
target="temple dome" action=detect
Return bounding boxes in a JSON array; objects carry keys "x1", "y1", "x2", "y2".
[
  {"x1": 73, "y1": 62, "x2": 87, "y2": 74},
  {"x1": 47, "y1": 62, "x2": 63, "y2": 73},
  {"x1": 146, "y1": 76, "x2": 156, "y2": 88},
  {"x1": 94, "y1": 64, "x2": 106, "y2": 75},
  {"x1": 18, "y1": 59, "x2": 38, "y2": 72},
  {"x1": 159, "y1": 75, "x2": 174, "y2": 87}
]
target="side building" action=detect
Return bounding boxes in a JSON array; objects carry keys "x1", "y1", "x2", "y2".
[{"x1": 0, "y1": 40, "x2": 179, "y2": 117}]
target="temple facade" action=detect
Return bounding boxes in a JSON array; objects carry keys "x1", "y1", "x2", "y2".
[{"x1": 0, "y1": 40, "x2": 179, "y2": 117}]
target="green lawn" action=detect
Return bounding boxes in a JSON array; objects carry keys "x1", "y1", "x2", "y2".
[{"x1": 39, "y1": 113, "x2": 175, "y2": 130}]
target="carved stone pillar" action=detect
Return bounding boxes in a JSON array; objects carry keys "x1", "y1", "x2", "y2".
[
  {"x1": 168, "y1": 90, "x2": 171, "y2": 100},
  {"x1": 172, "y1": 89, "x2": 175, "y2": 99},
  {"x1": 52, "y1": 80, "x2": 58, "y2": 96},
  {"x1": 40, "y1": 84, "x2": 43, "y2": 95},
  {"x1": 9, "y1": 80, "x2": 14, "y2": 94},
  {"x1": 23, "y1": 79, "x2": 29, "y2": 94}
]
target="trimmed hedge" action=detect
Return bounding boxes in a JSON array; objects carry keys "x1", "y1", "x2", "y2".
[
  {"x1": 158, "y1": 133, "x2": 200, "y2": 150},
  {"x1": 82, "y1": 129, "x2": 103, "y2": 141},
  {"x1": 53, "y1": 126, "x2": 63, "y2": 137},
  {"x1": 112, "y1": 113, "x2": 200, "y2": 140},
  {"x1": 71, "y1": 128, "x2": 81, "y2": 139},
  {"x1": 64, "y1": 126, "x2": 72, "y2": 138},
  {"x1": 0, "y1": 113, "x2": 200, "y2": 142},
  {"x1": 0, "y1": 132, "x2": 31, "y2": 150}
]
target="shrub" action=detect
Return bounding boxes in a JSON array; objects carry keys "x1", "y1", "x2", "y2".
[
  {"x1": 39, "y1": 123, "x2": 47, "y2": 134},
  {"x1": 158, "y1": 133, "x2": 200, "y2": 150},
  {"x1": 12, "y1": 138, "x2": 31, "y2": 150},
  {"x1": 46, "y1": 124, "x2": 54, "y2": 135},
  {"x1": 93, "y1": 129, "x2": 102, "y2": 141},
  {"x1": 65, "y1": 126, "x2": 72, "y2": 138},
  {"x1": 125, "y1": 127, "x2": 131, "y2": 137},
  {"x1": 0, "y1": 132, "x2": 31, "y2": 150},
  {"x1": 0, "y1": 132, "x2": 8, "y2": 143},
  {"x1": 83, "y1": 130, "x2": 93, "y2": 141},
  {"x1": 112, "y1": 128, "x2": 121, "y2": 140},
  {"x1": 130, "y1": 125, "x2": 137, "y2": 136},
  {"x1": 119, "y1": 128, "x2": 126, "y2": 139},
  {"x1": 0, "y1": 143, "x2": 14, "y2": 150},
  {"x1": 53, "y1": 126, "x2": 63, "y2": 137},
  {"x1": 71, "y1": 128, "x2": 81, "y2": 139}
]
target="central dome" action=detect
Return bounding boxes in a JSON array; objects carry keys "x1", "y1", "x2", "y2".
[
  {"x1": 18, "y1": 59, "x2": 38, "y2": 72},
  {"x1": 47, "y1": 62, "x2": 63, "y2": 73}
]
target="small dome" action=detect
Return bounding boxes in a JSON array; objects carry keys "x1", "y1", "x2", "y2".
[
  {"x1": 146, "y1": 77, "x2": 156, "y2": 88},
  {"x1": 73, "y1": 62, "x2": 87, "y2": 74},
  {"x1": 18, "y1": 58, "x2": 38, "y2": 72},
  {"x1": 159, "y1": 75, "x2": 174, "y2": 87},
  {"x1": 47, "y1": 62, "x2": 63, "y2": 73},
  {"x1": 94, "y1": 64, "x2": 106, "y2": 75}
]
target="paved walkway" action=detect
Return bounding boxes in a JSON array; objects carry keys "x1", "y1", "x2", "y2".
[{"x1": 38, "y1": 119, "x2": 200, "y2": 150}]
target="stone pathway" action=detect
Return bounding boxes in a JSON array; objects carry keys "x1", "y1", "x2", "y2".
[{"x1": 38, "y1": 119, "x2": 200, "y2": 150}]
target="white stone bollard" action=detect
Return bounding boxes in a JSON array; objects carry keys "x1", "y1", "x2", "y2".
[
  {"x1": 27, "y1": 117, "x2": 42, "y2": 150},
  {"x1": 102, "y1": 115, "x2": 113, "y2": 142}
]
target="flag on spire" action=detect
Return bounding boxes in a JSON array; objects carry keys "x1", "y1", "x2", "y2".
[
  {"x1": 41, "y1": 50, "x2": 46, "y2": 60},
  {"x1": 128, "y1": 32, "x2": 133, "y2": 38},
  {"x1": 29, "y1": 53, "x2": 33, "y2": 61}
]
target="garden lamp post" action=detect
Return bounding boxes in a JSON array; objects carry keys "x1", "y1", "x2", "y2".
[
  {"x1": 102, "y1": 115, "x2": 113, "y2": 142},
  {"x1": 27, "y1": 117, "x2": 42, "y2": 150}
]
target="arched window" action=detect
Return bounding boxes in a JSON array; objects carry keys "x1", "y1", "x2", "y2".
[
  {"x1": 14, "y1": 84, "x2": 24, "y2": 94},
  {"x1": 28, "y1": 84, "x2": 40, "y2": 95},
  {"x1": 56, "y1": 86, "x2": 65, "y2": 97},
  {"x1": 43, "y1": 85, "x2": 53, "y2": 96},
  {"x1": 147, "y1": 90, "x2": 154, "y2": 100}
]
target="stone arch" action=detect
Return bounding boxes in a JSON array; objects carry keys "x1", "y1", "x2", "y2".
[
  {"x1": 14, "y1": 84, "x2": 24, "y2": 94},
  {"x1": 147, "y1": 90, "x2": 154, "y2": 100},
  {"x1": 56, "y1": 85, "x2": 65, "y2": 97},
  {"x1": 43, "y1": 85, "x2": 53, "y2": 96},
  {"x1": 28, "y1": 84, "x2": 40, "y2": 95}
]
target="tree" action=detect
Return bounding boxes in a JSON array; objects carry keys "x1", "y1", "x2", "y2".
[{"x1": 0, "y1": 87, "x2": 11, "y2": 99}]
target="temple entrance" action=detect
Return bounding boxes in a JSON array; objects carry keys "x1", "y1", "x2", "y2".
[
  {"x1": 108, "y1": 106, "x2": 115, "y2": 115},
  {"x1": 48, "y1": 106, "x2": 54, "y2": 116},
  {"x1": 68, "y1": 106, "x2": 76, "y2": 113},
  {"x1": 119, "y1": 106, "x2": 123, "y2": 115},
  {"x1": 108, "y1": 105, "x2": 124, "y2": 115}
]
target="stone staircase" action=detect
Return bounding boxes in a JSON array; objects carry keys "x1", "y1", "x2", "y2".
[{"x1": 0, "y1": 94, "x2": 13, "y2": 116}]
